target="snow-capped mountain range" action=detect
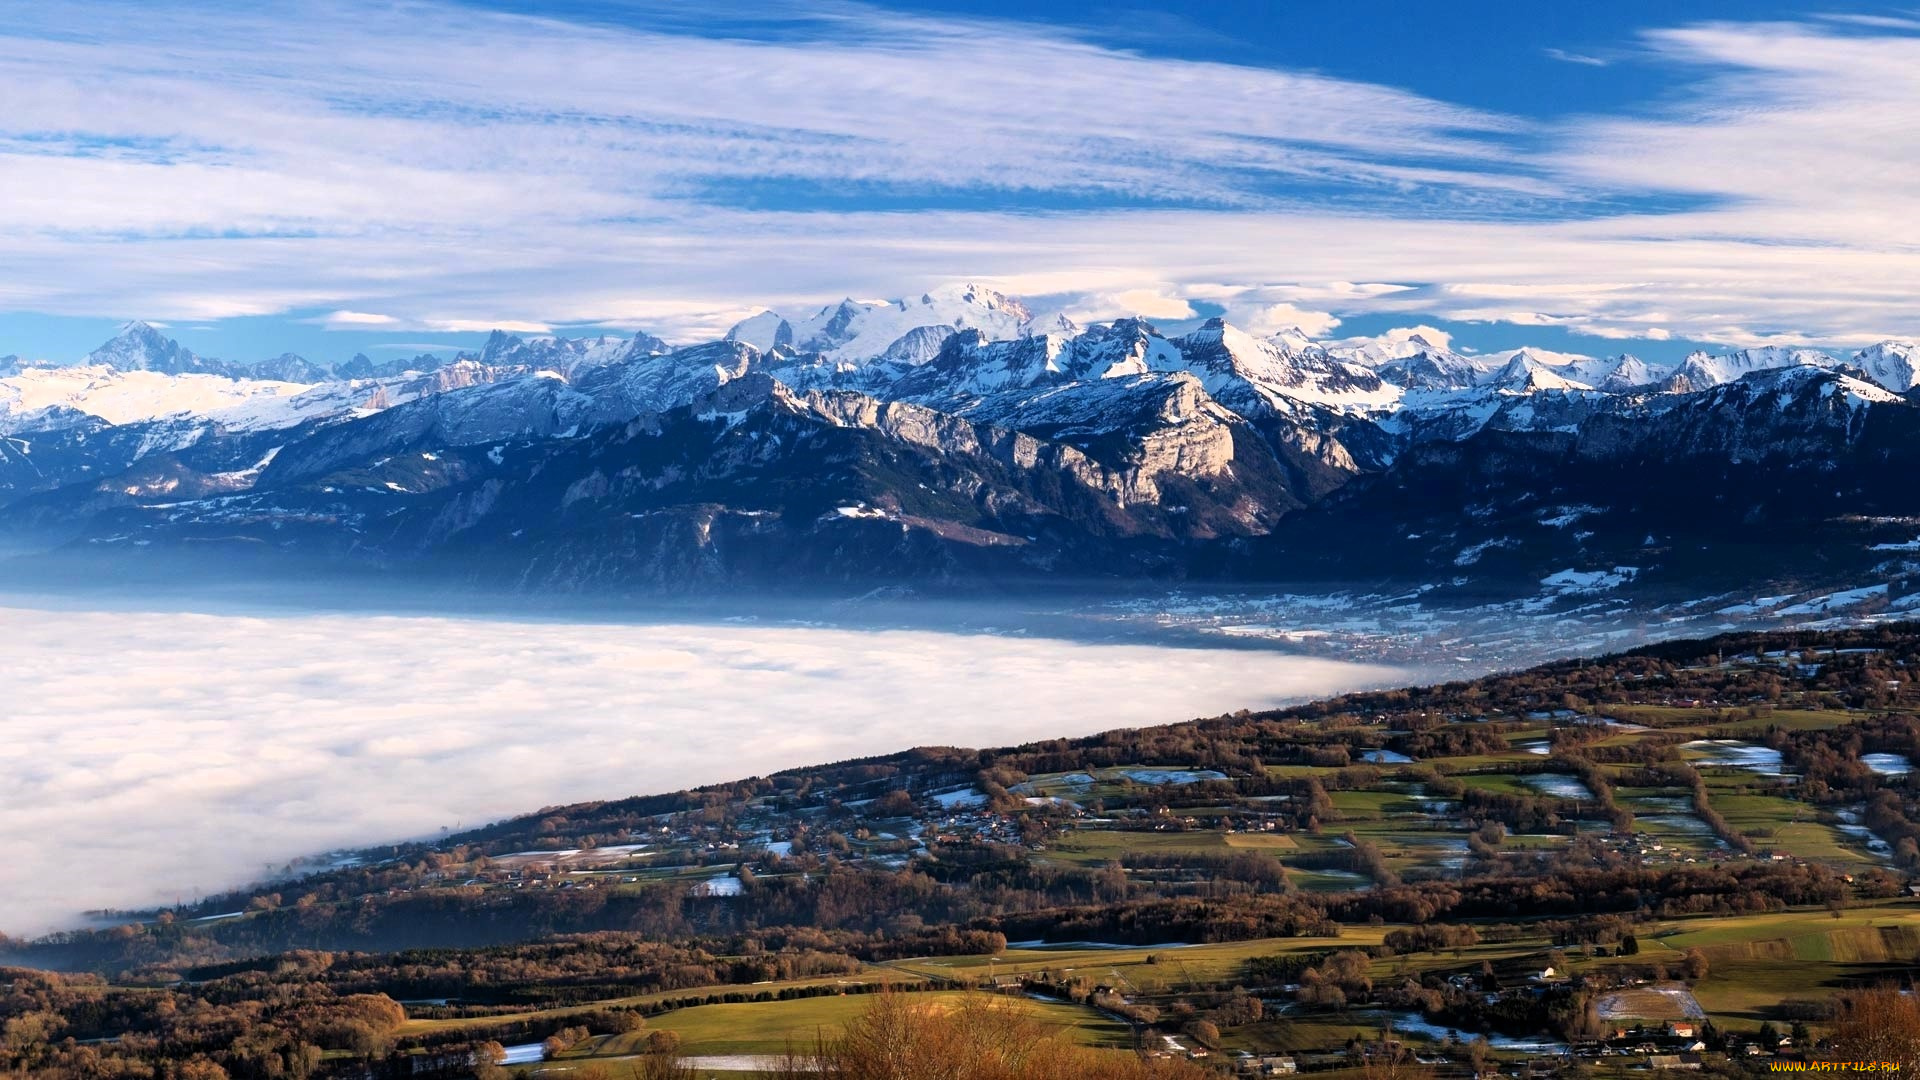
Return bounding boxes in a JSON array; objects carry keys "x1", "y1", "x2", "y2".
[
  {"x1": 2, "y1": 285, "x2": 1919, "y2": 600},
  {"x1": 9, "y1": 296, "x2": 1914, "y2": 438}
]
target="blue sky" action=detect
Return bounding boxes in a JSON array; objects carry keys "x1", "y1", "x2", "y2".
[{"x1": 2, "y1": 0, "x2": 1918, "y2": 366}]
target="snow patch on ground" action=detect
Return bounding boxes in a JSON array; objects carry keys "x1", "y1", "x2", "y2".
[
  {"x1": 1862, "y1": 753, "x2": 1912, "y2": 776},
  {"x1": 1208, "y1": 625, "x2": 1331, "y2": 642},
  {"x1": 1774, "y1": 584, "x2": 1888, "y2": 616},
  {"x1": 499, "y1": 1044, "x2": 546, "y2": 1065},
  {"x1": 1454, "y1": 538, "x2": 1518, "y2": 566},
  {"x1": 1716, "y1": 594, "x2": 1798, "y2": 616},
  {"x1": 1539, "y1": 505, "x2": 1602, "y2": 528},
  {"x1": 1521, "y1": 774, "x2": 1595, "y2": 800},
  {"x1": 1685, "y1": 740, "x2": 1787, "y2": 776},
  {"x1": 1540, "y1": 567, "x2": 1639, "y2": 594},
  {"x1": 1596, "y1": 987, "x2": 1706, "y2": 1021},
  {"x1": 696, "y1": 875, "x2": 744, "y2": 897},
  {"x1": 1114, "y1": 768, "x2": 1227, "y2": 786}
]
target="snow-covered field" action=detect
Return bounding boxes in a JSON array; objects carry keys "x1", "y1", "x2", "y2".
[
  {"x1": 1089, "y1": 571, "x2": 1914, "y2": 677},
  {"x1": 1684, "y1": 739, "x2": 1788, "y2": 776},
  {"x1": 1520, "y1": 774, "x2": 1595, "y2": 800},
  {"x1": 0, "y1": 600, "x2": 1404, "y2": 936},
  {"x1": 1862, "y1": 753, "x2": 1912, "y2": 776}
]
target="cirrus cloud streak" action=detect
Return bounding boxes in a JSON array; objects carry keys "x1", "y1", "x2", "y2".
[{"x1": 0, "y1": 2, "x2": 1915, "y2": 348}]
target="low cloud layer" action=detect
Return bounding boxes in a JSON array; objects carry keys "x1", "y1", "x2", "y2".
[{"x1": 0, "y1": 602, "x2": 1402, "y2": 936}]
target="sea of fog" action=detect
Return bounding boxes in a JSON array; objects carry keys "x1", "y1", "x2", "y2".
[{"x1": 0, "y1": 599, "x2": 1409, "y2": 937}]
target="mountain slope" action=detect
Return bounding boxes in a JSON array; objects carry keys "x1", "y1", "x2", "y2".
[
  {"x1": 46, "y1": 376, "x2": 1308, "y2": 587},
  {"x1": 1257, "y1": 364, "x2": 1920, "y2": 596},
  {"x1": 7, "y1": 304, "x2": 1920, "y2": 602}
]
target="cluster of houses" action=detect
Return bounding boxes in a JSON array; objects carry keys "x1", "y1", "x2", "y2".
[
  {"x1": 1601, "y1": 830, "x2": 1716, "y2": 865},
  {"x1": 1565, "y1": 1019, "x2": 1802, "y2": 1069},
  {"x1": 1231, "y1": 1052, "x2": 1298, "y2": 1075},
  {"x1": 923, "y1": 805, "x2": 1043, "y2": 847}
]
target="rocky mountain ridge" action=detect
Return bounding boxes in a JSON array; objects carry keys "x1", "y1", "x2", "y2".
[{"x1": 3, "y1": 292, "x2": 1919, "y2": 604}]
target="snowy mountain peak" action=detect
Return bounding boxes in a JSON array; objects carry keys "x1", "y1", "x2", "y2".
[
  {"x1": 764, "y1": 283, "x2": 1062, "y2": 362},
  {"x1": 1660, "y1": 346, "x2": 1836, "y2": 394},
  {"x1": 464, "y1": 328, "x2": 666, "y2": 377},
  {"x1": 727, "y1": 310, "x2": 796, "y2": 353},
  {"x1": 254, "y1": 352, "x2": 332, "y2": 383},
  {"x1": 1172, "y1": 318, "x2": 1398, "y2": 415},
  {"x1": 476, "y1": 328, "x2": 519, "y2": 357},
  {"x1": 1267, "y1": 326, "x2": 1317, "y2": 352},
  {"x1": 88, "y1": 322, "x2": 217, "y2": 376},
  {"x1": 810, "y1": 299, "x2": 867, "y2": 348},
  {"x1": 1850, "y1": 340, "x2": 1919, "y2": 392},
  {"x1": 1180, "y1": 316, "x2": 1237, "y2": 347},
  {"x1": 1492, "y1": 353, "x2": 1594, "y2": 394},
  {"x1": 922, "y1": 282, "x2": 1033, "y2": 323},
  {"x1": 878, "y1": 325, "x2": 959, "y2": 364},
  {"x1": 1376, "y1": 348, "x2": 1485, "y2": 391},
  {"x1": 1712, "y1": 361, "x2": 1906, "y2": 414},
  {"x1": 1061, "y1": 318, "x2": 1178, "y2": 381},
  {"x1": 1595, "y1": 355, "x2": 1661, "y2": 392}
]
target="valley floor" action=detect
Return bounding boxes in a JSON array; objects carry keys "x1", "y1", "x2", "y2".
[{"x1": 5, "y1": 623, "x2": 1919, "y2": 1079}]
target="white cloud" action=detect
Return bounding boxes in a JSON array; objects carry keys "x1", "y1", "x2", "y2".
[
  {"x1": 316, "y1": 311, "x2": 550, "y2": 334},
  {"x1": 1052, "y1": 287, "x2": 1196, "y2": 327},
  {"x1": 420, "y1": 318, "x2": 551, "y2": 334},
  {"x1": 1813, "y1": 13, "x2": 1920, "y2": 31},
  {"x1": 319, "y1": 310, "x2": 401, "y2": 329},
  {"x1": 1106, "y1": 289, "x2": 1197, "y2": 321},
  {"x1": 1257, "y1": 282, "x2": 1416, "y2": 305},
  {"x1": 1543, "y1": 47, "x2": 1610, "y2": 67},
  {"x1": 1327, "y1": 325, "x2": 1454, "y2": 355},
  {"x1": 0, "y1": 0, "x2": 1514, "y2": 237},
  {"x1": 1507, "y1": 346, "x2": 1597, "y2": 366},
  {"x1": 1555, "y1": 20, "x2": 1920, "y2": 235},
  {"x1": 1228, "y1": 302, "x2": 1342, "y2": 338},
  {"x1": 0, "y1": 602, "x2": 1403, "y2": 937},
  {"x1": 0, "y1": 5, "x2": 1915, "y2": 347}
]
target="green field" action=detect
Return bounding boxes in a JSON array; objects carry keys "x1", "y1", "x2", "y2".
[
  {"x1": 1583, "y1": 903, "x2": 1920, "y2": 1024},
  {"x1": 408, "y1": 900, "x2": 1920, "y2": 1058},
  {"x1": 1715, "y1": 794, "x2": 1875, "y2": 864},
  {"x1": 397, "y1": 973, "x2": 920, "y2": 1037},
  {"x1": 1598, "y1": 704, "x2": 1864, "y2": 733},
  {"x1": 1223, "y1": 833, "x2": 1300, "y2": 850},
  {"x1": 607, "y1": 992, "x2": 1131, "y2": 1055},
  {"x1": 1327, "y1": 789, "x2": 1424, "y2": 818},
  {"x1": 884, "y1": 932, "x2": 1388, "y2": 995},
  {"x1": 1042, "y1": 828, "x2": 1239, "y2": 864},
  {"x1": 1453, "y1": 773, "x2": 1539, "y2": 796}
]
